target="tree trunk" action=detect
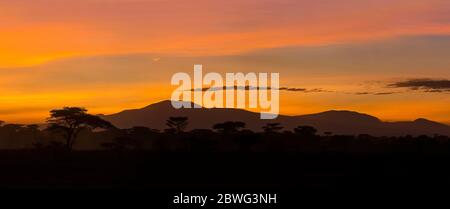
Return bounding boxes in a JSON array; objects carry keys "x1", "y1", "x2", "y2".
[
  {"x1": 66, "y1": 129, "x2": 75, "y2": 151},
  {"x1": 66, "y1": 136, "x2": 72, "y2": 151}
]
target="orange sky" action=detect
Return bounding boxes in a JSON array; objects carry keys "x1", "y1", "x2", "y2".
[{"x1": 0, "y1": 0, "x2": 449, "y2": 124}]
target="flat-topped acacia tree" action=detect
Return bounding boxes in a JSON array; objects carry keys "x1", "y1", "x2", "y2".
[
  {"x1": 46, "y1": 107, "x2": 115, "y2": 151},
  {"x1": 212, "y1": 121, "x2": 246, "y2": 134},
  {"x1": 262, "y1": 123, "x2": 284, "y2": 133}
]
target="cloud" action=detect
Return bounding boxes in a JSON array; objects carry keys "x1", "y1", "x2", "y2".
[
  {"x1": 373, "y1": 92, "x2": 397, "y2": 95},
  {"x1": 355, "y1": 91, "x2": 399, "y2": 95},
  {"x1": 278, "y1": 87, "x2": 307, "y2": 92},
  {"x1": 189, "y1": 85, "x2": 329, "y2": 93},
  {"x1": 190, "y1": 85, "x2": 402, "y2": 96},
  {"x1": 388, "y1": 79, "x2": 450, "y2": 92}
]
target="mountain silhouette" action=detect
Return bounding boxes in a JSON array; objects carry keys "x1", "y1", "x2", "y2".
[{"x1": 101, "y1": 100, "x2": 450, "y2": 136}]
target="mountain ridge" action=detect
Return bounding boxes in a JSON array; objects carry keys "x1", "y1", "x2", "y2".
[{"x1": 101, "y1": 100, "x2": 450, "y2": 136}]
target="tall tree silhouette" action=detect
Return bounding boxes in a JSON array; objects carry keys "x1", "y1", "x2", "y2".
[
  {"x1": 47, "y1": 107, "x2": 115, "y2": 151},
  {"x1": 213, "y1": 121, "x2": 246, "y2": 134},
  {"x1": 166, "y1": 117, "x2": 188, "y2": 134},
  {"x1": 262, "y1": 123, "x2": 283, "y2": 133}
]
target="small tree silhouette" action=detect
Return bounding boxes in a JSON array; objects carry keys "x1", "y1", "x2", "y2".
[
  {"x1": 213, "y1": 121, "x2": 246, "y2": 134},
  {"x1": 294, "y1": 126, "x2": 317, "y2": 137},
  {"x1": 166, "y1": 117, "x2": 188, "y2": 134},
  {"x1": 46, "y1": 107, "x2": 115, "y2": 151},
  {"x1": 262, "y1": 123, "x2": 283, "y2": 133},
  {"x1": 3, "y1": 124, "x2": 24, "y2": 133}
]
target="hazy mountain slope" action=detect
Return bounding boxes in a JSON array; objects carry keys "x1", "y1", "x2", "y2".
[{"x1": 101, "y1": 100, "x2": 450, "y2": 136}]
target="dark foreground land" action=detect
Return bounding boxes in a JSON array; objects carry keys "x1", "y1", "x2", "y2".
[
  {"x1": 1, "y1": 150, "x2": 449, "y2": 190},
  {"x1": 2, "y1": 122, "x2": 450, "y2": 206},
  {"x1": 0, "y1": 150, "x2": 449, "y2": 207}
]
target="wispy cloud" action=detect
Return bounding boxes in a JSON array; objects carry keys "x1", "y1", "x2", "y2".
[
  {"x1": 188, "y1": 85, "x2": 330, "y2": 93},
  {"x1": 189, "y1": 85, "x2": 402, "y2": 96},
  {"x1": 373, "y1": 92, "x2": 397, "y2": 95},
  {"x1": 388, "y1": 78, "x2": 450, "y2": 92},
  {"x1": 354, "y1": 91, "x2": 399, "y2": 96}
]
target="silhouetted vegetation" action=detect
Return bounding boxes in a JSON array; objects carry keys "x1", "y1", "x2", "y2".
[
  {"x1": 262, "y1": 123, "x2": 284, "y2": 133},
  {"x1": 212, "y1": 121, "x2": 246, "y2": 134},
  {"x1": 46, "y1": 107, "x2": 115, "y2": 151},
  {"x1": 0, "y1": 110, "x2": 448, "y2": 153},
  {"x1": 0, "y1": 109, "x2": 449, "y2": 194},
  {"x1": 165, "y1": 117, "x2": 188, "y2": 134}
]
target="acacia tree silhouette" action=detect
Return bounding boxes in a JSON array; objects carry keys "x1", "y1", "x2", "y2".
[
  {"x1": 262, "y1": 123, "x2": 284, "y2": 133},
  {"x1": 213, "y1": 121, "x2": 246, "y2": 134},
  {"x1": 294, "y1": 126, "x2": 317, "y2": 137},
  {"x1": 166, "y1": 117, "x2": 188, "y2": 134},
  {"x1": 47, "y1": 107, "x2": 115, "y2": 151}
]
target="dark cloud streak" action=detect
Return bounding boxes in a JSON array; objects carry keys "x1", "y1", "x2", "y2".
[
  {"x1": 388, "y1": 79, "x2": 450, "y2": 92},
  {"x1": 188, "y1": 85, "x2": 329, "y2": 93}
]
